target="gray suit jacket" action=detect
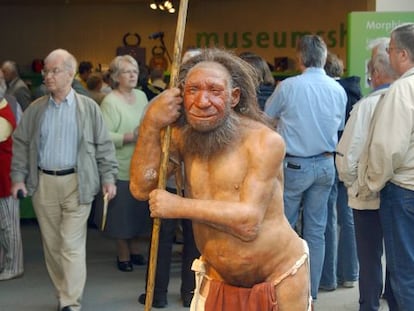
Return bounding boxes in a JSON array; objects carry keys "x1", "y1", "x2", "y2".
[
  {"x1": 6, "y1": 77, "x2": 32, "y2": 111},
  {"x1": 11, "y1": 91, "x2": 118, "y2": 204}
]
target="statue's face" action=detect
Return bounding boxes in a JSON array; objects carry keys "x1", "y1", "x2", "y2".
[{"x1": 183, "y1": 61, "x2": 238, "y2": 132}]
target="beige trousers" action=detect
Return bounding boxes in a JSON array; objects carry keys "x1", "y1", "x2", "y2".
[{"x1": 32, "y1": 172, "x2": 91, "y2": 311}]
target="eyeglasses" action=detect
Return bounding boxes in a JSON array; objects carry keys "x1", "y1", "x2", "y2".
[
  {"x1": 120, "y1": 69, "x2": 138, "y2": 75},
  {"x1": 386, "y1": 45, "x2": 400, "y2": 54},
  {"x1": 41, "y1": 68, "x2": 65, "y2": 77}
]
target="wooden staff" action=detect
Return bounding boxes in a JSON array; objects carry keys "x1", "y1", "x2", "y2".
[{"x1": 144, "y1": 0, "x2": 189, "y2": 310}]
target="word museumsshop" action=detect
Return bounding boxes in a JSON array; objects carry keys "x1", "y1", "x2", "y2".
[{"x1": 196, "y1": 23, "x2": 347, "y2": 49}]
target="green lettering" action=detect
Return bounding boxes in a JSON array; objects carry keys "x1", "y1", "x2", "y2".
[
  {"x1": 291, "y1": 31, "x2": 310, "y2": 48},
  {"x1": 196, "y1": 32, "x2": 219, "y2": 47},
  {"x1": 241, "y1": 32, "x2": 253, "y2": 48},
  {"x1": 256, "y1": 32, "x2": 270, "y2": 48},
  {"x1": 223, "y1": 32, "x2": 238, "y2": 48},
  {"x1": 326, "y1": 30, "x2": 337, "y2": 48},
  {"x1": 195, "y1": 24, "x2": 347, "y2": 50},
  {"x1": 339, "y1": 23, "x2": 347, "y2": 48},
  {"x1": 273, "y1": 32, "x2": 287, "y2": 48}
]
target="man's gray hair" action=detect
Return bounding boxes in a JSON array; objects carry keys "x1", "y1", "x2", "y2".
[
  {"x1": 45, "y1": 49, "x2": 77, "y2": 78},
  {"x1": 296, "y1": 35, "x2": 327, "y2": 68},
  {"x1": 368, "y1": 37, "x2": 398, "y2": 80},
  {"x1": 392, "y1": 23, "x2": 414, "y2": 62}
]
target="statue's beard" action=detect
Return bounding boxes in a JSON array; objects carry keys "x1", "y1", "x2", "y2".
[{"x1": 181, "y1": 111, "x2": 240, "y2": 158}]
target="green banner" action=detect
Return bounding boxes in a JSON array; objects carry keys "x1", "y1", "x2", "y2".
[{"x1": 347, "y1": 11, "x2": 414, "y2": 95}]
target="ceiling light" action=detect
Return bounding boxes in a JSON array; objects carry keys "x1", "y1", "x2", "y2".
[
  {"x1": 149, "y1": 0, "x2": 175, "y2": 13},
  {"x1": 163, "y1": 1, "x2": 173, "y2": 10}
]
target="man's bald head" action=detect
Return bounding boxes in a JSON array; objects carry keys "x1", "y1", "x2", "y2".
[{"x1": 44, "y1": 49, "x2": 77, "y2": 79}]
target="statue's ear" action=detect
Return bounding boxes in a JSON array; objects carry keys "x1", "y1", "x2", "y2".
[{"x1": 230, "y1": 87, "x2": 240, "y2": 108}]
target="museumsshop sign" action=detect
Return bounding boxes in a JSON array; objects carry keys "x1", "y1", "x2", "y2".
[{"x1": 195, "y1": 23, "x2": 347, "y2": 49}]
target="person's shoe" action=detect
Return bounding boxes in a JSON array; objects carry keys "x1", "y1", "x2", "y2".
[
  {"x1": 341, "y1": 281, "x2": 355, "y2": 288},
  {"x1": 181, "y1": 292, "x2": 194, "y2": 308},
  {"x1": 117, "y1": 257, "x2": 133, "y2": 272},
  {"x1": 318, "y1": 284, "x2": 336, "y2": 291},
  {"x1": 131, "y1": 254, "x2": 147, "y2": 266},
  {"x1": 0, "y1": 270, "x2": 24, "y2": 281},
  {"x1": 138, "y1": 293, "x2": 168, "y2": 308},
  {"x1": 60, "y1": 306, "x2": 73, "y2": 311}
]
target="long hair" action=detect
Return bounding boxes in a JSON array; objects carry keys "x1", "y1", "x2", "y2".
[
  {"x1": 324, "y1": 52, "x2": 344, "y2": 78},
  {"x1": 239, "y1": 52, "x2": 275, "y2": 86},
  {"x1": 177, "y1": 48, "x2": 271, "y2": 127}
]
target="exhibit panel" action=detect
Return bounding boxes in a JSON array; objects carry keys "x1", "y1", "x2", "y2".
[{"x1": 347, "y1": 11, "x2": 414, "y2": 95}]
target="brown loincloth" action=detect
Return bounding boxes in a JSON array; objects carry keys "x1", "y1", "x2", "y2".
[
  {"x1": 191, "y1": 240, "x2": 311, "y2": 311},
  {"x1": 204, "y1": 279, "x2": 278, "y2": 311}
]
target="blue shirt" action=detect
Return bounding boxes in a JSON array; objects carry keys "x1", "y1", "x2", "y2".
[
  {"x1": 265, "y1": 67, "x2": 346, "y2": 157},
  {"x1": 39, "y1": 89, "x2": 79, "y2": 170}
]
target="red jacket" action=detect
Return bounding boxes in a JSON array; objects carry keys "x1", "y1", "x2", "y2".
[{"x1": 0, "y1": 100, "x2": 16, "y2": 198}]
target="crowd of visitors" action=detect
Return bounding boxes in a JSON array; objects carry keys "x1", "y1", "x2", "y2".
[{"x1": 1, "y1": 22, "x2": 414, "y2": 311}]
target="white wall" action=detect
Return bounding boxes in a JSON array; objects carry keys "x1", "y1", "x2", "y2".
[{"x1": 376, "y1": 0, "x2": 414, "y2": 11}]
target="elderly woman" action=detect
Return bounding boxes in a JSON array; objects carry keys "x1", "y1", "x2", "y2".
[{"x1": 96, "y1": 55, "x2": 150, "y2": 272}]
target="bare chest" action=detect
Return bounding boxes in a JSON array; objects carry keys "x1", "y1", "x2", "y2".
[{"x1": 183, "y1": 149, "x2": 248, "y2": 199}]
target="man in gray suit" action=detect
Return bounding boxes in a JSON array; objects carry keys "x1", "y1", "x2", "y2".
[{"x1": 1, "y1": 60, "x2": 32, "y2": 111}]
